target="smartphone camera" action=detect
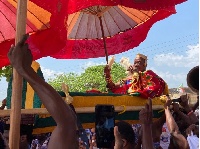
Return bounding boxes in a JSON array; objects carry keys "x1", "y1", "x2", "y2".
[{"x1": 95, "y1": 104, "x2": 115, "y2": 148}]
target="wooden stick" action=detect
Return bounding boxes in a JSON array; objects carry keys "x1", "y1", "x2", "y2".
[
  {"x1": 9, "y1": 0, "x2": 27, "y2": 148},
  {"x1": 0, "y1": 105, "x2": 163, "y2": 116},
  {"x1": 99, "y1": 16, "x2": 108, "y2": 64}
]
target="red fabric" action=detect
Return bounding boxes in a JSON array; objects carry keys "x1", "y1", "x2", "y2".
[
  {"x1": 138, "y1": 70, "x2": 166, "y2": 98},
  {"x1": 30, "y1": 0, "x2": 186, "y2": 14},
  {"x1": 110, "y1": 70, "x2": 166, "y2": 99},
  {"x1": 49, "y1": 8, "x2": 176, "y2": 59},
  {"x1": 0, "y1": 0, "x2": 186, "y2": 68},
  {"x1": 0, "y1": 7, "x2": 176, "y2": 68},
  {"x1": 0, "y1": 0, "x2": 38, "y2": 43}
]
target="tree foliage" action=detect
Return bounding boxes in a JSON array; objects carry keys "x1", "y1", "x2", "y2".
[
  {"x1": 48, "y1": 62, "x2": 127, "y2": 92},
  {"x1": 0, "y1": 66, "x2": 12, "y2": 82}
]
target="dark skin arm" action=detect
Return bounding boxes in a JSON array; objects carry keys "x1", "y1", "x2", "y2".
[
  {"x1": 186, "y1": 124, "x2": 199, "y2": 137},
  {"x1": 192, "y1": 99, "x2": 199, "y2": 112},
  {"x1": 0, "y1": 99, "x2": 6, "y2": 110},
  {"x1": 139, "y1": 98, "x2": 154, "y2": 149},
  {"x1": 180, "y1": 94, "x2": 198, "y2": 124},
  {"x1": 164, "y1": 97, "x2": 189, "y2": 149},
  {"x1": 104, "y1": 65, "x2": 136, "y2": 90},
  {"x1": 152, "y1": 113, "x2": 166, "y2": 142},
  {"x1": 104, "y1": 65, "x2": 118, "y2": 89},
  {"x1": 135, "y1": 114, "x2": 165, "y2": 149},
  {"x1": 7, "y1": 34, "x2": 78, "y2": 149},
  {"x1": 172, "y1": 103, "x2": 191, "y2": 125}
]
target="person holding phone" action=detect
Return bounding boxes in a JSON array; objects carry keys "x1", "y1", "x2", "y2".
[{"x1": 7, "y1": 34, "x2": 78, "y2": 149}]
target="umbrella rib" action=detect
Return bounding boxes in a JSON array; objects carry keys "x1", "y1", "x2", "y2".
[
  {"x1": 107, "y1": 8, "x2": 123, "y2": 31},
  {"x1": 102, "y1": 16, "x2": 111, "y2": 37},
  {"x1": 120, "y1": 5, "x2": 149, "y2": 22},
  {"x1": 0, "y1": 30, "x2": 6, "y2": 41},
  {"x1": 86, "y1": 14, "x2": 90, "y2": 38},
  {"x1": 68, "y1": 13, "x2": 78, "y2": 31},
  {"x1": 113, "y1": 7, "x2": 132, "y2": 27},
  {"x1": 12, "y1": 0, "x2": 49, "y2": 29},
  {"x1": 74, "y1": 12, "x2": 84, "y2": 39},
  {"x1": 2, "y1": 0, "x2": 35, "y2": 31},
  {"x1": 94, "y1": 16, "x2": 99, "y2": 38},
  {"x1": 0, "y1": 10, "x2": 16, "y2": 31}
]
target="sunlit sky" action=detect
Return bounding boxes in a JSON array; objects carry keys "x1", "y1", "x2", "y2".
[{"x1": 0, "y1": 0, "x2": 199, "y2": 100}]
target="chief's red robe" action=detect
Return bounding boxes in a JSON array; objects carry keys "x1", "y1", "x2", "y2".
[{"x1": 111, "y1": 70, "x2": 168, "y2": 99}]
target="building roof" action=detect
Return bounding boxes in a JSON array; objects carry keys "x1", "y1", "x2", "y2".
[{"x1": 169, "y1": 87, "x2": 197, "y2": 94}]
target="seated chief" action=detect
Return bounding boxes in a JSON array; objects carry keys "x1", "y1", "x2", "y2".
[{"x1": 104, "y1": 54, "x2": 169, "y2": 99}]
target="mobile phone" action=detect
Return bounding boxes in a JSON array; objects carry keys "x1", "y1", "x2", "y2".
[
  {"x1": 172, "y1": 98, "x2": 181, "y2": 103},
  {"x1": 95, "y1": 104, "x2": 115, "y2": 148}
]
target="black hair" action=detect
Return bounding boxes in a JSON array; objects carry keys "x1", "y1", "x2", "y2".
[
  {"x1": 0, "y1": 136, "x2": 5, "y2": 149},
  {"x1": 4, "y1": 124, "x2": 33, "y2": 144},
  {"x1": 115, "y1": 121, "x2": 135, "y2": 145}
]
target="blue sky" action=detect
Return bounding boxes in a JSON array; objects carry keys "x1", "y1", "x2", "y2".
[{"x1": 0, "y1": 0, "x2": 199, "y2": 100}]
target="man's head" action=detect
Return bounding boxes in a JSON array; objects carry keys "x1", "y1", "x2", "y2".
[
  {"x1": 133, "y1": 53, "x2": 147, "y2": 72},
  {"x1": 115, "y1": 121, "x2": 135, "y2": 149},
  {"x1": 3, "y1": 124, "x2": 33, "y2": 149}
]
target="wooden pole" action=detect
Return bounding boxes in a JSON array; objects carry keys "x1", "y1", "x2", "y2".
[
  {"x1": 9, "y1": 0, "x2": 27, "y2": 148},
  {"x1": 0, "y1": 105, "x2": 164, "y2": 116},
  {"x1": 99, "y1": 16, "x2": 108, "y2": 64}
]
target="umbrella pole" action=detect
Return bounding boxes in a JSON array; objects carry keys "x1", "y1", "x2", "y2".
[
  {"x1": 9, "y1": 0, "x2": 27, "y2": 148},
  {"x1": 99, "y1": 16, "x2": 108, "y2": 64}
]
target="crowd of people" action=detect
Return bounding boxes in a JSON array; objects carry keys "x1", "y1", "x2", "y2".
[{"x1": 0, "y1": 35, "x2": 199, "y2": 149}]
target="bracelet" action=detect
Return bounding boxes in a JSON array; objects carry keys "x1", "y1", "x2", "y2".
[{"x1": 187, "y1": 110, "x2": 193, "y2": 116}]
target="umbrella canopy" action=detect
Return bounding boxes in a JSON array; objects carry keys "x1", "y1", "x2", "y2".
[
  {"x1": 31, "y1": 0, "x2": 186, "y2": 14},
  {"x1": 0, "y1": 0, "x2": 50, "y2": 41},
  {"x1": 0, "y1": 0, "x2": 186, "y2": 68},
  {"x1": 0, "y1": 0, "x2": 51, "y2": 67},
  {"x1": 49, "y1": 5, "x2": 178, "y2": 60}
]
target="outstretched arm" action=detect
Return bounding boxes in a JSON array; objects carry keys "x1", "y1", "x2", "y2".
[
  {"x1": 104, "y1": 65, "x2": 120, "y2": 89},
  {"x1": 164, "y1": 97, "x2": 189, "y2": 149},
  {"x1": 0, "y1": 99, "x2": 6, "y2": 110},
  {"x1": 180, "y1": 94, "x2": 198, "y2": 124},
  {"x1": 139, "y1": 98, "x2": 154, "y2": 149},
  {"x1": 172, "y1": 103, "x2": 191, "y2": 125},
  {"x1": 8, "y1": 34, "x2": 78, "y2": 149}
]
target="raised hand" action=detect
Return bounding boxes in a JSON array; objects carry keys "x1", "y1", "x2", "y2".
[
  {"x1": 180, "y1": 94, "x2": 189, "y2": 108},
  {"x1": 139, "y1": 98, "x2": 153, "y2": 124},
  {"x1": 172, "y1": 102, "x2": 179, "y2": 112},
  {"x1": 186, "y1": 124, "x2": 199, "y2": 136},
  {"x1": 7, "y1": 34, "x2": 32, "y2": 72},
  {"x1": 104, "y1": 64, "x2": 111, "y2": 77},
  {"x1": 164, "y1": 96, "x2": 172, "y2": 109},
  {"x1": 127, "y1": 65, "x2": 138, "y2": 73},
  {"x1": 114, "y1": 126, "x2": 123, "y2": 149}
]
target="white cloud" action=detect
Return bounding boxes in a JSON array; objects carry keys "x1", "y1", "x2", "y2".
[
  {"x1": 81, "y1": 61, "x2": 106, "y2": 69},
  {"x1": 40, "y1": 66, "x2": 63, "y2": 80},
  {"x1": 154, "y1": 44, "x2": 199, "y2": 67},
  {"x1": 149, "y1": 67, "x2": 187, "y2": 88}
]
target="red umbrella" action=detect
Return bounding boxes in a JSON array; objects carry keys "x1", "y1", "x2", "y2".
[
  {"x1": 52, "y1": 6, "x2": 178, "y2": 63},
  {"x1": 0, "y1": 0, "x2": 186, "y2": 67},
  {"x1": 0, "y1": 0, "x2": 52, "y2": 67},
  {"x1": 28, "y1": 0, "x2": 186, "y2": 63}
]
